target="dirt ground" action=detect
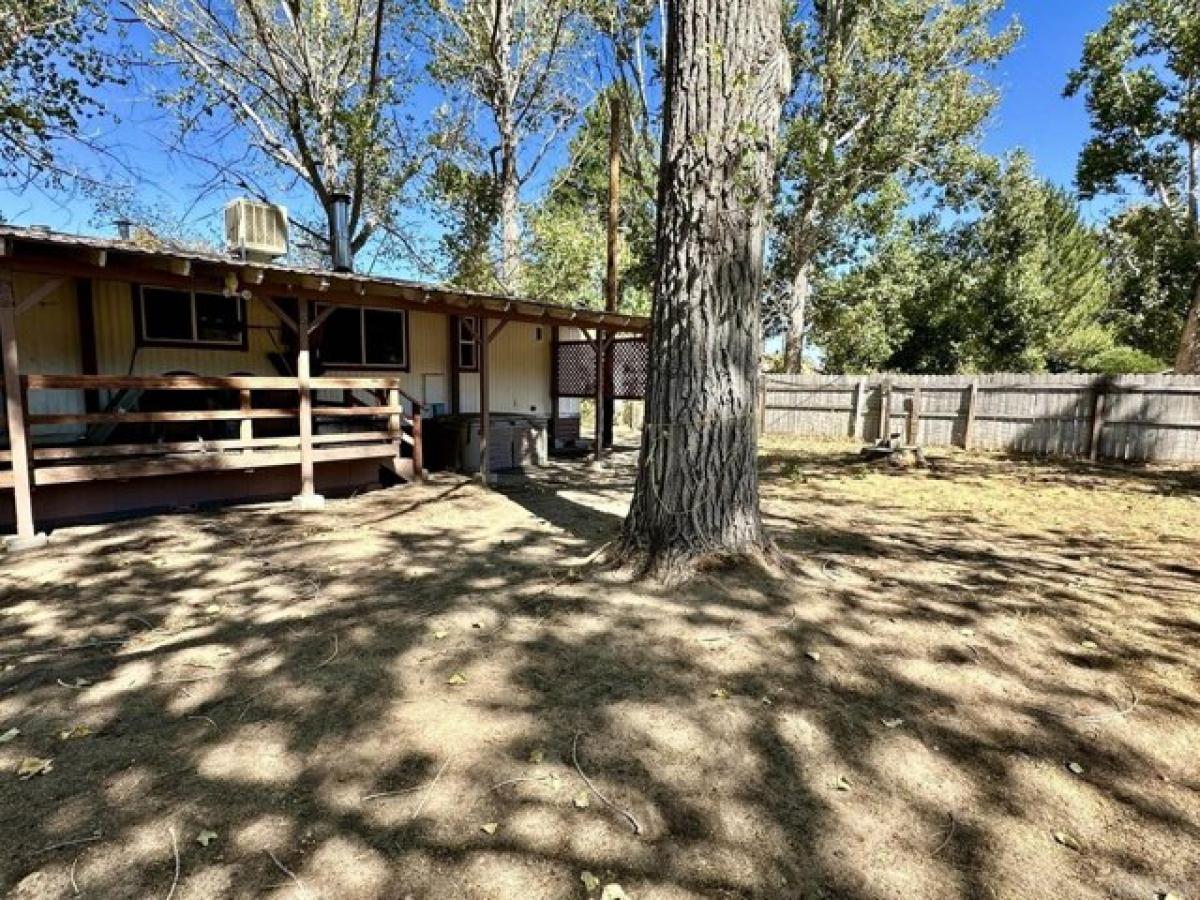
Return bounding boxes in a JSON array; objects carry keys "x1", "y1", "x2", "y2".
[{"x1": 1, "y1": 438, "x2": 1198, "y2": 900}]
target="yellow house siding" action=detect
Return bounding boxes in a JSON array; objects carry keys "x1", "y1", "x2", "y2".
[
  {"x1": 93, "y1": 281, "x2": 282, "y2": 377},
  {"x1": 11, "y1": 273, "x2": 84, "y2": 440},
  {"x1": 320, "y1": 309, "x2": 449, "y2": 412}
]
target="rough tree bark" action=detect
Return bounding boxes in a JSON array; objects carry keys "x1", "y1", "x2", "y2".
[
  {"x1": 783, "y1": 260, "x2": 813, "y2": 372},
  {"x1": 617, "y1": 0, "x2": 789, "y2": 581},
  {"x1": 1175, "y1": 275, "x2": 1200, "y2": 374}
]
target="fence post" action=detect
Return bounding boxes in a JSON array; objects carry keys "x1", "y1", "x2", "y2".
[
  {"x1": 1089, "y1": 380, "x2": 1107, "y2": 461},
  {"x1": 963, "y1": 380, "x2": 978, "y2": 450},
  {"x1": 757, "y1": 378, "x2": 767, "y2": 436},
  {"x1": 906, "y1": 387, "x2": 922, "y2": 446},
  {"x1": 877, "y1": 377, "x2": 892, "y2": 441},
  {"x1": 851, "y1": 377, "x2": 866, "y2": 440}
]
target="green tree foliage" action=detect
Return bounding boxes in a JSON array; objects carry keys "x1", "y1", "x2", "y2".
[
  {"x1": 1065, "y1": 0, "x2": 1200, "y2": 371},
  {"x1": 416, "y1": 0, "x2": 596, "y2": 292},
  {"x1": 0, "y1": 0, "x2": 112, "y2": 186},
  {"x1": 771, "y1": 0, "x2": 1019, "y2": 370},
  {"x1": 817, "y1": 156, "x2": 1157, "y2": 374},
  {"x1": 523, "y1": 90, "x2": 656, "y2": 312},
  {"x1": 1102, "y1": 203, "x2": 1200, "y2": 362}
]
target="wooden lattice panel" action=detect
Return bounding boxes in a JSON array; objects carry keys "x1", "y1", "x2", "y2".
[
  {"x1": 554, "y1": 339, "x2": 648, "y2": 400},
  {"x1": 610, "y1": 339, "x2": 649, "y2": 399}
]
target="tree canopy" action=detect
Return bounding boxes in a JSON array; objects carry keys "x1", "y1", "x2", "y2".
[
  {"x1": 770, "y1": 0, "x2": 1019, "y2": 370},
  {"x1": 1065, "y1": 0, "x2": 1200, "y2": 371},
  {"x1": 816, "y1": 156, "x2": 1161, "y2": 375},
  {"x1": 0, "y1": 0, "x2": 113, "y2": 188}
]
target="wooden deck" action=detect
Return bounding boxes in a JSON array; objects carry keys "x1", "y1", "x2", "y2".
[{"x1": 1, "y1": 374, "x2": 422, "y2": 492}]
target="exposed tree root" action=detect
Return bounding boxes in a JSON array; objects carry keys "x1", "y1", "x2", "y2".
[{"x1": 608, "y1": 536, "x2": 788, "y2": 587}]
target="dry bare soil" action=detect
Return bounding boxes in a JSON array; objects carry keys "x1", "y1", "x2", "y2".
[{"x1": 1, "y1": 439, "x2": 1198, "y2": 900}]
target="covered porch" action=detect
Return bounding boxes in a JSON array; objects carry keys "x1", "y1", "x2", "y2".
[{"x1": 0, "y1": 226, "x2": 648, "y2": 547}]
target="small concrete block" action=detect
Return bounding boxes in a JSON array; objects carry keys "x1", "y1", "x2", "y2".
[
  {"x1": 291, "y1": 493, "x2": 326, "y2": 511},
  {"x1": 3, "y1": 532, "x2": 49, "y2": 553}
]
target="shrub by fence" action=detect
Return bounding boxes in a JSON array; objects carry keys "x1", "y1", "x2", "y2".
[{"x1": 759, "y1": 373, "x2": 1200, "y2": 463}]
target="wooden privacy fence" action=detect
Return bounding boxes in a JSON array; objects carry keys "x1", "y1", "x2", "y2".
[{"x1": 759, "y1": 373, "x2": 1200, "y2": 463}]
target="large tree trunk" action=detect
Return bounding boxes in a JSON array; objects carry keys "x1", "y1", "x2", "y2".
[
  {"x1": 783, "y1": 260, "x2": 813, "y2": 372},
  {"x1": 617, "y1": 0, "x2": 789, "y2": 581},
  {"x1": 1175, "y1": 273, "x2": 1200, "y2": 374},
  {"x1": 499, "y1": 140, "x2": 521, "y2": 290}
]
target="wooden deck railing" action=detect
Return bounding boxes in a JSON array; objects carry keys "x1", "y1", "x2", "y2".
[{"x1": 0, "y1": 374, "x2": 423, "y2": 488}]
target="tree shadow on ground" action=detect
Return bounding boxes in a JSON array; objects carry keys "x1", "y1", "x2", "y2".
[{"x1": 0, "y1": 442, "x2": 1197, "y2": 899}]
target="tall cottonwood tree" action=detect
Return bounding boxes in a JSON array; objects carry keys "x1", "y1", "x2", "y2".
[
  {"x1": 418, "y1": 0, "x2": 593, "y2": 292},
  {"x1": 132, "y1": 0, "x2": 423, "y2": 262},
  {"x1": 773, "y1": 0, "x2": 1018, "y2": 370},
  {"x1": 1066, "y1": 0, "x2": 1200, "y2": 372},
  {"x1": 617, "y1": 0, "x2": 789, "y2": 580}
]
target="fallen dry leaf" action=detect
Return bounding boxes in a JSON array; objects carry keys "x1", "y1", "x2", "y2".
[
  {"x1": 573, "y1": 790, "x2": 591, "y2": 809},
  {"x1": 17, "y1": 757, "x2": 53, "y2": 779},
  {"x1": 480, "y1": 822, "x2": 499, "y2": 835},
  {"x1": 58, "y1": 725, "x2": 92, "y2": 741},
  {"x1": 433, "y1": 630, "x2": 448, "y2": 640},
  {"x1": 196, "y1": 829, "x2": 218, "y2": 847},
  {"x1": 580, "y1": 871, "x2": 601, "y2": 893},
  {"x1": 1067, "y1": 761, "x2": 1085, "y2": 775},
  {"x1": 805, "y1": 651, "x2": 821, "y2": 662},
  {"x1": 0, "y1": 728, "x2": 20, "y2": 744},
  {"x1": 600, "y1": 885, "x2": 629, "y2": 900},
  {"x1": 446, "y1": 672, "x2": 467, "y2": 686},
  {"x1": 834, "y1": 774, "x2": 852, "y2": 792},
  {"x1": 1053, "y1": 831, "x2": 1081, "y2": 851}
]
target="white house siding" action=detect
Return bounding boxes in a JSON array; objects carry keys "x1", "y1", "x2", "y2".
[{"x1": 458, "y1": 322, "x2": 551, "y2": 416}]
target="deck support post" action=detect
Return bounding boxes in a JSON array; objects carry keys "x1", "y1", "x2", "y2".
[
  {"x1": 592, "y1": 329, "x2": 605, "y2": 466},
  {"x1": 292, "y1": 300, "x2": 324, "y2": 510},
  {"x1": 411, "y1": 402, "x2": 424, "y2": 482},
  {"x1": 478, "y1": 316, "x2": 491, "y2": 485},
  {"x1": 0, "y1": 277, "x2": 46, "y2": 550}
]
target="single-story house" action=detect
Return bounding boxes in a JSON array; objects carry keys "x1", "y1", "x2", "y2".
[{"x1": 0, "y1": 223, "x2": 648, "y2": 548}]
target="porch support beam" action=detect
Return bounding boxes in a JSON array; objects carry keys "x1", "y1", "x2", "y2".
[
  {"x1": 487, "y1": 318, "x2": 510, "y2": 344},
  {"x1": 308, "y1": 304, "x2": 337, "y2": 335},
  {"x1": 0, "y1": 277, "x2": 46, "y2": 550},
  {"x1": 592, "y1": 330, "x2": 606, "y2": 465},
  {"x1": 260, "y1": 296, "x2": 298, "y2": 334},
  {"x1": 479, "y1": 317, "x2": 492, "y2": 485},
  {"x1": 16, "y1": 278, "x2": 65, "y2": 316},
  {"x1": 292, "y1": 300, "x2": 324, "y2": 510}
]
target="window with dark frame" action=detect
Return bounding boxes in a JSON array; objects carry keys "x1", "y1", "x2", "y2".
[
  {"x1": 457, "y1": 316, "x2": 479, "y2": 371},
  {"x1": 320, "y1": 306, "x2": 409, "y2": 368},
  {"x1": 138, "y1": 285, "x2": 245, "y2": 347}
]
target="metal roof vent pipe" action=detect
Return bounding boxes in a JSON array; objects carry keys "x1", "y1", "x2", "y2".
[
  {"x1": 329, "y1": 192, "x2": 353, "y2": 273},
  {"x1": 115, "y1": 219, "x2": 132, "y2": 240}
]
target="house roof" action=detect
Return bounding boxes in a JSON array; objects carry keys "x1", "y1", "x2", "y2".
[{"x1": 0, "y1": 225, "x2": 649, "y2": 333}]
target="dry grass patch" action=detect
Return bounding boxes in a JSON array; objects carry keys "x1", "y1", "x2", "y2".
[{"x1": 1, "y1": 440, "x2": 1198, "y2": 899}]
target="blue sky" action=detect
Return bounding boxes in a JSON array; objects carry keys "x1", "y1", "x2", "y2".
[{"x1": 1, "y1": 1, "x2": 1117, "y2": 269}]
